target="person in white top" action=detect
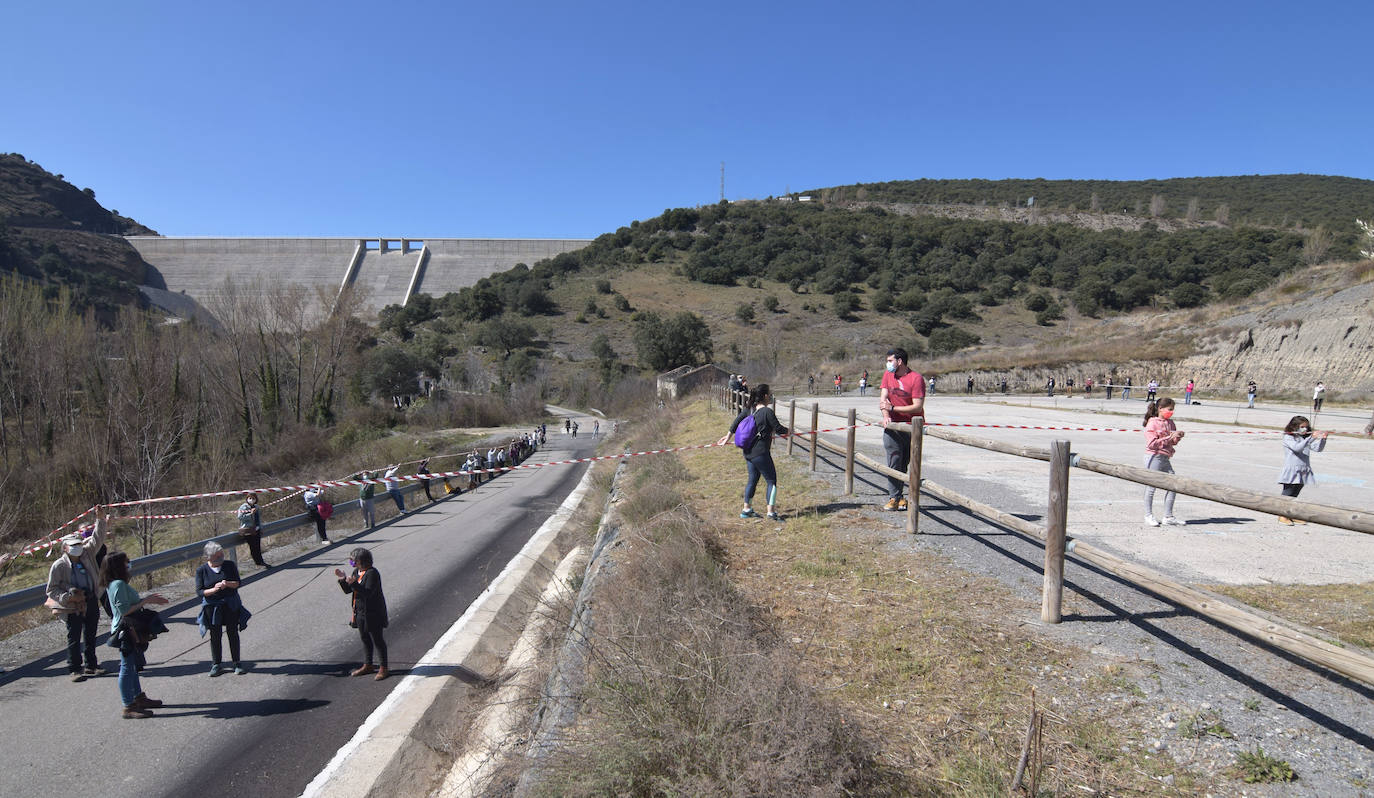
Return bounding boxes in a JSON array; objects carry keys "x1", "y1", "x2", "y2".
[
  {"x1": 383, "y1": 465, "x2": 405, "y2": 513},
  {"x1": 1312, "y1": 382, "x2": 1326, "y2": 414}
]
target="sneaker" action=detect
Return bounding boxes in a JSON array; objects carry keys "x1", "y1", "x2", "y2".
[
  {"x1": 320, "y1": 538, "x2": 332, "y2": 546},
  {"x1": 896, "y1": 498, "x2": 909, "y2": 511},
  {"x1": 131, "y1": 692, "x2": 163, "y2": 709},
  {"x1": 70, "y1": 671, "x2": 86, "y2": 682},
  {"x1": 122, "y1": 707, "x2": 154, "y2": 719},
  {"x1": 1277, "y1": 516, "x2": 1294, "y2": 525},
  {"x1": 882, "y1": 498, "x2": 900, "y2": 511},
  {"x1": 766, "y1": 512, "x2": 782, "y2": 521},
  {"x1": 1161, "y1": 516, "x2": 1185, "y2": 526},
  {"x1": 234, "y1": 663, "x2": 249, "y2": 675},
  {"x1": 739, "y1": 509, "x2": 759, "y2": 519},
  {"x1": 83, "y1": 666, "x2": 107, "y2": 676},
  {"x1": 1144, "y1": 515, "x2": 1161, "y2": 527},
  {"x1": 209, "y1": 664, "x2": 225, "y2": 677}
]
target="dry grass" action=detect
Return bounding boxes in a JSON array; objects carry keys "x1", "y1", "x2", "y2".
[
  {"x1": 647, "y1": 398, "x2": 1202, "y2": 795},
  {"x1": 1210, "y1": 582, "x2": 1374, "y2": 649}
]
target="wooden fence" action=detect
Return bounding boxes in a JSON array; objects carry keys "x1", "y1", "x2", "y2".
[{"x1": 710, "y1": 387, "x2": 1374, "y2": 686}]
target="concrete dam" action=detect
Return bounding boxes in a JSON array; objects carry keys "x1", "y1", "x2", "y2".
[{"x1": 129, "y1": 236, "x2": 591, "y2": 319}]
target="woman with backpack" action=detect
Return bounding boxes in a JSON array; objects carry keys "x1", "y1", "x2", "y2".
[{"x1": 717, "y1": 384, "x2": 789, "y2": 521}]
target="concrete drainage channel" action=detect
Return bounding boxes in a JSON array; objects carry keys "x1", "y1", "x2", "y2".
[{"x1": 302, "y1": 461, "x2": 626, "y2": 798}]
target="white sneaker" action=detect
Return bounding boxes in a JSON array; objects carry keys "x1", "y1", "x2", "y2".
[
  {"x1": 320, "y1": 538, "x2": 332, "y2": 545},
  {"x1": 1161, "y1": 516, "x2": 1185, "y2": 526},
  {"x1": 1144, "y1": 515, "x2": 1161, "y2": 527}
]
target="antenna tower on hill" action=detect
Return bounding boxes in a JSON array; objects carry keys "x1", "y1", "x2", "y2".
[{"x1": 720, "y1": 162, "x2": 725, "y2": 202}]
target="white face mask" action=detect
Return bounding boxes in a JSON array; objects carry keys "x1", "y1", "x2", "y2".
[
  {"x1": 1298, "y1": 427, "x2": 1310, "y2": 435},
  {"x1": 886, "y1": 362, "x2": 897, "y2": 373},
  {"x1": 67, "y1": 545, "x2": 84, "y2": 559}
]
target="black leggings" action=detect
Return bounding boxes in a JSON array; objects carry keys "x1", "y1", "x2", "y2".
[
  {"x1": 744, "y1": 454, "x2": 778, "y2": 505},
  {"x1": 308, "y1": 506, "x2": 326, "y2": 541},
  {"x1": 359, "y1": 623, "x2": 387, "y2": 667}
]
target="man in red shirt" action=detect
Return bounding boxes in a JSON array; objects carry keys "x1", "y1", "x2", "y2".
[{"x1": 878, "y1": 347, "x2": 925, "y2": 511}]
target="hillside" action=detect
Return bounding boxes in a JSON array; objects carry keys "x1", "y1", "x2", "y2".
[
  {"x1": 0, "y1": 153, "x2": 157, "y2": 315},
  {"x1": 812, "y1": 174, "x2": 1374, "y2": 235},
  {"x1": 397, "y1": 176, "x2": 1374, "y2": 401}
]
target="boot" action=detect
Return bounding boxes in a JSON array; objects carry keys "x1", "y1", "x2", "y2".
[
  {"x1": 350, "y1": 664, "x2": 377, "y2": 677},
  {"x1": 131, "y1": 692, "x2": 163, "y2": 709},
  {"x1": 122, "y1": 706, "x2": 153, "y2": 719},
  {"x1": 374, "y1": 666, "x2": 389, "y2": 681}
]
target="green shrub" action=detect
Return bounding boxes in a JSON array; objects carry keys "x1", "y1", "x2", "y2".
[{"x1": 1231, "y1": 748, "x2": 1297, "y2": 784}]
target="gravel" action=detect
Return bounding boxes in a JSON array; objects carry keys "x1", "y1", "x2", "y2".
[{"x1": 802, "y1": 442, "x2": 1374, "y2": 797}]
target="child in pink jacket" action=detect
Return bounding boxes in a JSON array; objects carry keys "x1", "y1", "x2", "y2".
[{"x1": 1142, "y1": 398, "x2": 1186, "y2": 526}]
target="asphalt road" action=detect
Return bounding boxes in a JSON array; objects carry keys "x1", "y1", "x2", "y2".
[{"x1": 0, "y1": 419, "x2": 599, "y2": 798}]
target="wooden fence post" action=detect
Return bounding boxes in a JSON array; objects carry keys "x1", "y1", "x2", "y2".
[
  {"x1": 845, "y1": 408, "x2": 856, "y2": 495},
  {"x1": 787, "y1": 400, "x2": 796, "y2": 455},
  {"x1": 810, "y1": 402, "x2": 819, "y2": 471},
  {"x1": 1042, "y1": 440, "x2": 1070, "y2": 623},
  {"x1": 908, "y1": 418, "x2": 923, "y2": 534}
]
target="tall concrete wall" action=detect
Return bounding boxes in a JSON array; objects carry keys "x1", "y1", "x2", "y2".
[{"x1": 128, "y1": 236, "x2": 590, "y2": 318}]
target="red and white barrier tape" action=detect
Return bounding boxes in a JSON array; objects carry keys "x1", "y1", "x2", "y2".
[{"x1": 9, "y1": 418, "x2": 1293, "y2": 559}]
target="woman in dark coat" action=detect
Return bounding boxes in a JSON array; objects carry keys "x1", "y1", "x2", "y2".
[
  {"x1": 196, "y1": 542, "x2": 248, "y2": 676},
  {"x1": 335, "y1": 547, "x2": 389, "y2": 680}
]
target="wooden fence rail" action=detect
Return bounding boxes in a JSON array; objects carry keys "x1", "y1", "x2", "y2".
[{"x1": 786, "y1": 399, "x2": 1374, "y2": 686}]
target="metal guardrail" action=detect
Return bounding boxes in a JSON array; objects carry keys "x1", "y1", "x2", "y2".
[{"x1": 0, "y1": 482, "x2": 428, "y2": 619}]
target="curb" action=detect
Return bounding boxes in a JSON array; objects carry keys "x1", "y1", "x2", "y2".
[{"x1": 300, "y1": 462, "x2": 599, "y2": 798}]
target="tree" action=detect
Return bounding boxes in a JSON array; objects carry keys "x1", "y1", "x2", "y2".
[
  {"x1": 363, "y1": 345, "x2": 421, "y2": 398},
  {"x1": 1149, "y1": 194, "x2": 1167, "y2": 217},
  {"x1": 928, "y1": 326, "x2": 981, "y2": 354},
  {"x1": 832, "y1": 291, "x2": 860, "y2": 320},
  {"x1": 1302, "y1": 226, "x2": 1332, "y2": 265},
  {"x1": 735, "y1": 303, "x2": 755, "y2": 323},
  {"x1": 762, "y1": 295, "x2": 780, "y2": 312},
  {"x1": 476, "y1": 316, "x2": 537, "y2": 357},
  {"x1": 632, "y1": 311, "x2": 713, "y2": 371}
]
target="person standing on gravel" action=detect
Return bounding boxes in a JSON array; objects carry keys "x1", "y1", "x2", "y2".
[
  {"x1": 878, "y1": 347, "x2": 925, "y2": 513},
  {"x1": 1142, "y1": 398, "x2": 1186, "y2": 527},
  {"x1": 1276, "y1": 416, "x2": 1328, "y2": 525},
  {"x1": 1246, "y1": 380, "x2": 1257, "y2": 408},
  {"x1": 47, "y1": 517, "x2": 110, "y2": 681},
  {"x1": 1312, "y1": 382, "x2": 1325, "y2": 414}
]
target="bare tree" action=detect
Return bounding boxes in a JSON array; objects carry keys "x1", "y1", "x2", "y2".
[
  {"x1": 1089, "y1": 192, "x2": 1102, "y2": 213},
  {"x1": 1215, "y1": 203, "x2": 1231, "y2": 226},
  {"x1": 1303, "y1": 226, "x2": 1333, "y2": 265},
  {"x1": 1185, "y1": 197, "x2": 1200, "y2": 223},
  {"x1": 1149, "y1": 194, "x2": 1167, "y2": 217}
]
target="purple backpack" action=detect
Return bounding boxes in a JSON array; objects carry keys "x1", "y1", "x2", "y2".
[{"x1": 734, "y1": 410, "x2": 761, "y2": 449}]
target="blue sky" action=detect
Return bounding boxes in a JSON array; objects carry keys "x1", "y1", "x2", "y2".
[{"x1": 5, "y1": 0, "x2": 1370, "y2": 238}]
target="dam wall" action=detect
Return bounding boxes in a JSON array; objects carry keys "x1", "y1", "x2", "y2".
[{"x1": 128, "y1": 236, "x2": 590, "y2": 318}]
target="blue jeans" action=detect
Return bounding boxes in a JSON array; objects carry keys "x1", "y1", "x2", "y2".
[
  {"x1": 388, "y1": 488, "x2": 405, "y2": 512},
  {"x1": 118, "y1": 643, "x2": 145, "y2": 706}
]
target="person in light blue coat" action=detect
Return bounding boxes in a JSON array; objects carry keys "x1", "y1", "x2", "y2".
[{"x1": 1276, "y1": 415, "x2": 1327, "y2": 525}]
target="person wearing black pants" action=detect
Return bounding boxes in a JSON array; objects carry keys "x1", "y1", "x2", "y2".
[
  {"x1": 719, "y1": 384, "x2": 789, "y2": 521},
  {"x1": 304, "y1": 483, "x2": 329, "y2": 545},
  {"x1": 337, "y1": 548, "x2": 389, "y2": 680},
  {"x1": 46, "y1": 518, "x2": 109, "y2": 680},
  {"x1": 878, "y1": 347, "x2": 926, "y2": 512},
  {"x1": 196, "y1": 542, "x2": 247, "y2": 676},
  {"x1": 417, "y1": 459, "x2": 435, "y2": 502},
  {"x1": 236, "y1": 493, "x2": 269, "y2": 567}
]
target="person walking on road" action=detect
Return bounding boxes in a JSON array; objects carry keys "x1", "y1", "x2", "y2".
[
  {"x1": 103, "y1": 550, "x2": 168, "y2": 719},
  {"x1": 1142, "y1": 398, "x2": 1186, "y2": 527},
  {"x1": 236, "y1": 493, "x2": 269, "y2": 568},
  {"x1": 878, "y1": 347, "x2": 926, "y2": 512},
  {"x1": 718, "y1": 384, "x2": 789, "y2": 521},
  {"x1": 46, "y1": 517, "x2": 109, "y2": 681},
  {"x1": 1277, "y1": 415, "x2": 1328, "y2": 525},
  {"x1": 336, "y1": 548, "x2": 389, "y2": 681},
  {"x1": 1312, "y1": 382, "x2": 1326, "y2": 414},
  {"x1": 196, "y1": 542, "x2": 249, "y2": 676},
  {"x1": 1246, "y1": 380, "x2": 1257, "y2": 408}
]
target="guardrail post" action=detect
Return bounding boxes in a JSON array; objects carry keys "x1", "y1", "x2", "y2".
[
  {"x1": 787, "y1": 399, "x2": 796, "y2": 455},
  {"x1": 809, "y1": 402, "x2": 819, "y2": 471},
  {"x1": 1042, "y1": 440, "x2": 1070, "y2": 623},
  {"x1": 908, "y1": 418, "x2": 923, "y2": 534},
  {"x1": 845, "y1": 408, "x2": 856, "y2": 494}
]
